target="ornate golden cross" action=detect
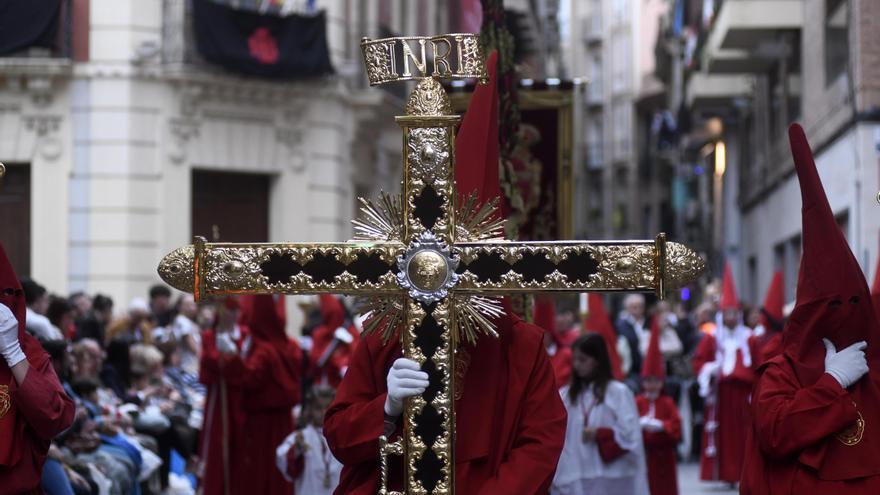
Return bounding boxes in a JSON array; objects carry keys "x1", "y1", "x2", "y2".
[{"x1": 157, "y1": 33, "x2": 704, "y2": 495}]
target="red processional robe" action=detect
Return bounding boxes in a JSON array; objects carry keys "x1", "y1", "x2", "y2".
[
  {"x1": 693, "y1": 331, "x2": 755, "y2": 482},
  {"x1": 741, "y1": 125, "x2": 880, "y2": 494},
  {"x1": 548, "y1": 346, "x2": 572, "y2": 388},
  {"x1": 310, "y1": 295, "x2": 359, "y2": 389},
  {"x1": 741, "y1": 357, "x2": 880, "y2": 494},
  {"x1": 0, "y1": 244, "x2": 76, "y2": 494},
  {"x1": 198, "y1": 325, "x2": 250, "y2": 495},
  {"x1": 224, "y1": 295, "x2": 302, "y2": 495},
  {"x1": 636, "y1": 394, "x2": 681, "y2": 495},
  {"x1": 324, "y1": 314, "x2": 567, "y2": 495},
  {"x1": 749, "y1": 332, "x2": 783, "y2": 369}
]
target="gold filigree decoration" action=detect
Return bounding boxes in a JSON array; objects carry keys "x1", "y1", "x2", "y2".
[
  {"x1": 205, "y1": 247, "x2": 269, "y2": 291},
  {"x1": 428, "y1": 299, "x2": 454, "y2": 495},
  {"x1": 457, "y1": 34, "x2": 483, "y2": 77},
  {"x1": 836, "y1": 408, "x2": 865, "y2": 446},
  {"x1": 0, "y1": 384, "x2": 10, "y2": 419},
  {"x1": 664, "y1": 242, "x2": 706, "y2": 289},
  {"x1": 408, "y1": 127, "x2": 451, "y2": 178},
  {"x1": 455, "y1": 193, "x2": 505, "y2": 242},
  {"x1": 352, "y1": 192, "x2": 405, "y2": 242},
  {"x1": 405, "y1": 78, "x2": 453, "y2": 116},
  {"x1": 362, "y1": 40, "x2": 396, "y2": 86},
  {"x1": 157, "y1": 245, "x2": 195, "y2": 293}
]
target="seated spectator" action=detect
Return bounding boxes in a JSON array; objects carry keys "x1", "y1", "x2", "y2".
[
  {"x1": 68, "y1": 292, "x2": 92, "y2": 333},
  {"x1": 107, "y1": 298, "x2": 153, "y2": 345},
  {"x1": 76, "y1": 294, "x2": 113, "y2": 344},
  {"x1": 149, "y1": 285, "x2": 173, "y2": 328},
  {"x1": 48, "y1": 296, "x2": 76, "y2": 341},
  {"x1": 21, "y1": 276, "x2": 64, "y2": 341}
]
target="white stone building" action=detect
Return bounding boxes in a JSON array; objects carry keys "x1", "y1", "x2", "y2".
[{"x1": 0, "y1": 0, "x2": 459, "y2": 329}]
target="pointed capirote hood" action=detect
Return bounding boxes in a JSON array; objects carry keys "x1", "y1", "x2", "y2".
[
  {"x1": 532, "y1": 296, "x2": 557, "y2": 343},
  {"x1": 781, "y1": 123, "x2": 880, "y2": 480},
  {"x1": 319, "y1": 294, "x2": 345, "y2": 330},
  {"x1": 247, "y1": 294, "x2": 287, "y2": 343},
  {"x1": 583, "y1": 293, "x2": 623, "y2": 380},
  {"x1": 640, "y1": 316, "x2": 664, "y2": 379},
  {"x1": 760, "y1": 271, "x2": 785, "y2": 332},
  {"x1": 719, "y1": 262, "x2": 739, "y2": 311}
]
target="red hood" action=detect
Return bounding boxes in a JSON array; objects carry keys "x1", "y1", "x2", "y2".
[
  {"x1": 871, "y1": 257, "x2": 880, "y2": 314},
  {"x1": 584, "y1": 293, "x2": 623, "y2": 380},
  {"x1": 781, "y1": 124, "x2": 880, "y2": 480},
  {"x1": 319, "y1": 294, "x2": 345, "y2": 330},
  {"x1": 0, "y1": 244, "x2": 26, "y2": 342},
  {"x1": 760, "y1": 271, "x2": 785, "y2": 331},
  {"x1": 719, "y1": 262, "x2": 739, "y2": 311},
  {"x1": 532, "y1": 296, "x2": 557, "y2": 343},
  {"x1": 641, "y1": 316, "x2": 664, "y2": 379},
  {"x1": 246, "y1": 294, "x2": 287, "y2": 343}
]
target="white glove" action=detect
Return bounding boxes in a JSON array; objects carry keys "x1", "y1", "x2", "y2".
[
  {"x1": 334, "y1": 326, "x2": 354, "y2": 344},
  {"x1": 216, "y1": 332, "x2": 237, "y2": 355},
  {"x1": 0, "y1": 303, "x2": 26, "y2": 367},
  {"x1": 824, "y1": 338, "x2": 868, "y2": 389},
  {"x1": 384, "y1": 358, "x2": 429, "y2": 417},
  {"x1": 639, "y1": 416, "x2": 664, "y2": 432}
]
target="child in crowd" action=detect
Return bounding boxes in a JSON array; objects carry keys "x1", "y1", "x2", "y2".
[{"x1": 276, "y1": 386, "x2": 343, "y2": 495}]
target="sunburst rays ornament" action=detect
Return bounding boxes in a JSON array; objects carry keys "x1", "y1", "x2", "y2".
[{"x1": 353, "y1": 191, "x2": 507, "y2": 345}]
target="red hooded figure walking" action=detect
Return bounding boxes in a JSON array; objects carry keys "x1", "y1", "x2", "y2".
[
  {"x1": 198, "y1": 297, "x2": 250, "y2": 495},
  {"x1": 636, "y1": 315, "x2": 682, "y2": 495},
  {"x1": 309, "y1": 295, "x2": 359, "y2": 388},
  {"x1": 740, "y1": 124, "x2": 880, "y2": 493},
  {"x1": 692, "y1": 262, "x2": 754, "y2": 483},
  {"x1": 0, "y1": 244, "x2": 75, "y2": 493},
  {"x1": 224, "y1": 295, "x2": 302, "y2": 495}
]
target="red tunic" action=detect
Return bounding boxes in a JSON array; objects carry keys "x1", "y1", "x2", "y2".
[
  {"x1": 309, "y1": 324, "x2": 360, "y2": 389},
  {"x1": 198, "y1": 326, "x2": 249, "y2": 495},
  {"x1": 324, "y1": 315, "x2": 567, "y2": 495},
  {"x1": 749, "y1": 332, "x2": 783, "y2": 369},
  {"x1": 224, "y1": 295, "x2": 302, "y2": 495},
  {"x1": 693, "y1": 333, "x2": 755, "y2": 482},
  {"x1": 1, "y1": 243, "x2": 76, "y2": 494},
  {"x1": 741, "y1": 357, "x2": 880, "y2": 494},
  {"x1": 548, "y1": 346, "x2": 572, "y2": 388},
  {"x1": 636, "y1": 394, "x2": 681, "y2": 495},
  {"x1": 0, "y1": 347, "x2": 76, "y2": 494}
]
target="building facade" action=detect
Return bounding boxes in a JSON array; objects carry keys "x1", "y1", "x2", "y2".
[
  {"x1": 0, "y1": 0, "x2": 462, "y2": 328},
  {"x1": 661, "y1": 0, "x2": 880, "y2": 305}
]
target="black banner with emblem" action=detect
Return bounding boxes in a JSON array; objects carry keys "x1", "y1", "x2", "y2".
[
  {"x1": 0, "y1": 0, "x2": 61, "y2": 56},
  {"x1": 192, "y1": 0, "x2": 333, "y2": 79}
]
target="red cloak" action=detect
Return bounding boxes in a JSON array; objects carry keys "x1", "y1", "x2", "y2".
[
  {"x1": 693, "y1": 332, "x2": 754, "y2": 482},
  {"x1": 0, "y1": 244, "x2": 75, "y2": 493},
  {"x1": 309, "y1": 295, "x2": 360, "y2": 388},
  {"x1": 741, "y1": 125, "x2": 880, "y2": 493},
  {"x1": 224, "y1": 295, "x2": 302, "y2": 495},
  {"x1": 324, "y1": 314, "x2": 567, "y2": 494},
  {"x1": 198, "y1": 323, "x2": 250, "y2": 495},
  {"x1": 636, "y1": 395, "x2": 681, "y2": 495}
]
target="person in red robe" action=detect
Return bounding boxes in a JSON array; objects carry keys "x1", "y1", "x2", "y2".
[
  {"x1": 309, "y1": 295, "x2": 360, "y2": 389},
  {"x1": 692, "y1": 262, "x2": 754, "y2": 484},
  {"x1": 224, "y1": 294, "x2": 302, "y2": 495},
  {"x1": 749, "y1": 271, "x2": 785, "y2": 368},
  {"x1": 740, "y1": 124, "x2": 880, "y2": 494},
  {"x1": 636, "y1": 313, "x2": 681, "y2": 495},
  {"x1": 0, "y1": 243, "x2": 76, "y2": 494},
  {"x1": 535, "y1": 296, "x2": 572, "y2": 387},
  {"x1": 198, "y1": 297, "x2": 250, "y2": 495},
  {"x1": 324, "y1": 312, "x2": 567, "y2": 494},
  {"x1": 871, "y1": 257, "x2": 880, "y2": 314}
]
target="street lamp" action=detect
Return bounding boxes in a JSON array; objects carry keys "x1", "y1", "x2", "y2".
[{"x1": 714, "y1": 141, "x2": 726, "y2": 177}]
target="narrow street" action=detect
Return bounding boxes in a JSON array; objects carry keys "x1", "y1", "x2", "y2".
[{"x1": 678, "y1": 462, "x2": 739, "y2": 494}]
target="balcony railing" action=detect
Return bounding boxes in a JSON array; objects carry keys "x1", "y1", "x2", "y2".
[{"x1": 586, "y1": 142, "x2": 604, "y2": 169}]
